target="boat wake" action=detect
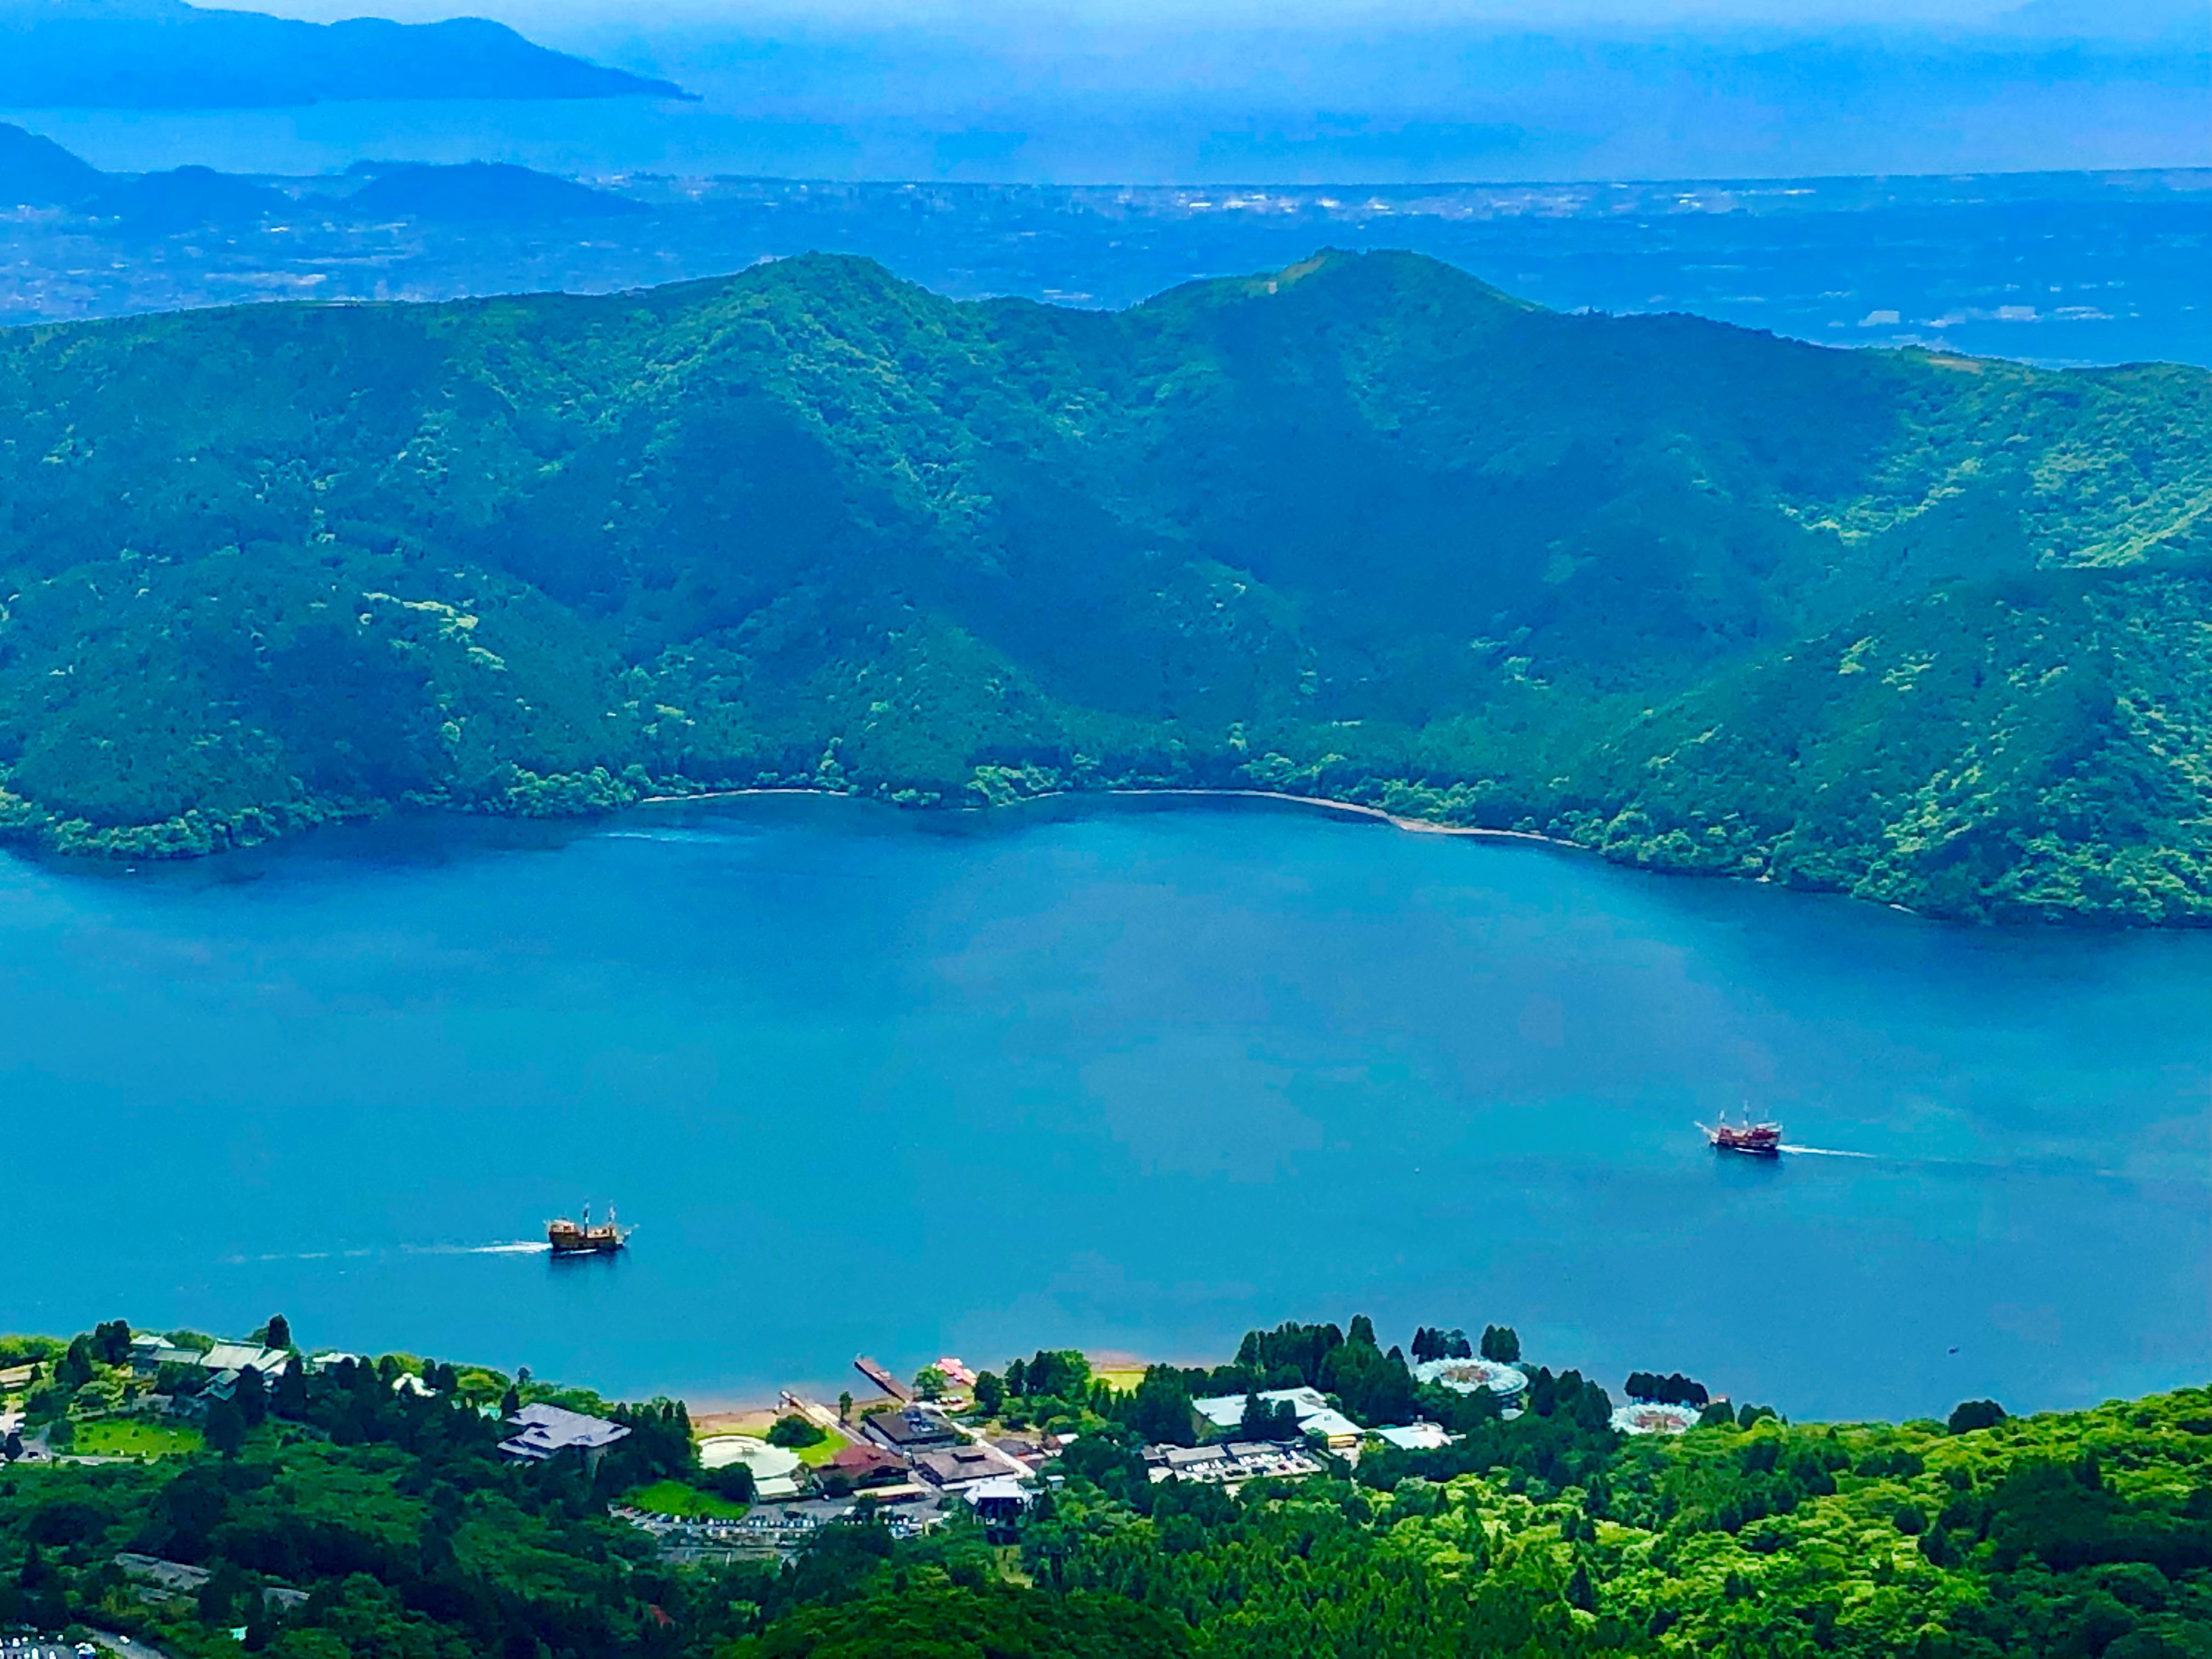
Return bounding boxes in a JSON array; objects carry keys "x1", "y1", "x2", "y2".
[
  {"x1": 1778, "y1": 1144, "x2": 1875, "y2": 1159},
  {"x1": 224, "y1": 1240, "x2": 551, "y2": 1265}
]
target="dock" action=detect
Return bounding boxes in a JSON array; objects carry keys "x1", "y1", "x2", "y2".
[{"x1": 853, "y1": 1355, "x2": 909, "y2": 1402}]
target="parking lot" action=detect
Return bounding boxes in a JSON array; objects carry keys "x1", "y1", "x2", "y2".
[{"x1": 1, "y1": 1639, "x2": 96, "y2": 1659}]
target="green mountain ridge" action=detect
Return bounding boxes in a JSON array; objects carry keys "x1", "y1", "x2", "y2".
[{"x1": 0, "y1": 249, "x2": 2206, "y2": 920}]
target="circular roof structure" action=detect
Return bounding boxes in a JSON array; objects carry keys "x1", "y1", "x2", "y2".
[
  {"x1": 1610, "y1": 1401, "x2": 1701, "y2": 1436},
  {"x1": 1414, "y1": 1358, "x2": 1528, "y2": 1396},
  {"x1": 698, "y1": 1435, "x2": 803, "y2": 1479}
]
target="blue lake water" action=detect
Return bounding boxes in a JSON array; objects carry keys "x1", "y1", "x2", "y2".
[{"x1": 2, "y1": 795, "x2": 2205, "y2": 1423}]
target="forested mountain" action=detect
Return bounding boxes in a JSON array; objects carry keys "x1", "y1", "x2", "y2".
[{"x1": 0, "y1": 250, "x2": 2205, "y2": 919}]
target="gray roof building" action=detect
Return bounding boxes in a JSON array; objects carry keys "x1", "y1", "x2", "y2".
[
  {"x1": 911, "y1": 1444, "x2": 1008, "y2": 1488},
  {"x1": 861, "y1": 1406, "x2": 961, "y2": 1451},
  {"x1": 498, "y1": 1403, "x2": 631, "y2": 1463}
]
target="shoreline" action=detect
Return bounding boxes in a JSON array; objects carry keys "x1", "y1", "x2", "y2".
[{"x1": 633, "y1": 782, "x2": 1588, "y2": 855}]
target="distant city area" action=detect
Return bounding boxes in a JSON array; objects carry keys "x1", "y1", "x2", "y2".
[{"x1": 1, "y1": 126, "x2": 2204, "y2": 368}]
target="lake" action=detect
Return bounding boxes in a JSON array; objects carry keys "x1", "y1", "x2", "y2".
[{"x1": 2, "y1": 795, "x2": 2204, "y2": 1423}]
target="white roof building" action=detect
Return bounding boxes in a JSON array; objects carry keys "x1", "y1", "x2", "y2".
[
  {"x1": 498, "y1": 1403, "x2": 631, "y2": 1463},
  {"x1": 962, "y1": 1476, "x2": 1032, "y2": 1510},
  {"x1": 1412, "y1": 1357, "x2": 1528, "y2": 1399},
  {"x1": 1610, "y1": 1401, "x2": 1701, "y2": 1436},
  {"x1": 1190, "y1": 1386, "x2": 1363, "y2": 1448},
  {"x1": 1372, "y1": 1421, "x2": 1454, "y2": 1452}
]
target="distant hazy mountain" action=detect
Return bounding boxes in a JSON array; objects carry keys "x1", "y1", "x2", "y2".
[
  {"x1": 0, "y1": 0, "x2": 688, "y2": 109},
  {"x1": 87, "y1": 162, "x2": 292, "y2": 232},
  {"x1": 0, "y1": 120, "x2": 105, "y2": 205},
  {"x1": 0, "y1": 252, "x2": 2204, "y2": 922},
  {"x1": 342, "y1": 161, "x2": 648, "y2": 224}
]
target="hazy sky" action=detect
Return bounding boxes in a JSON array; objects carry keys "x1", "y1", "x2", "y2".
[
  {"x1": 19, "y1": 0, "x2": 2197, "y2": 181},
  {"x1": 243, "y1": 0, "x2": 2045, "y2": 26}
]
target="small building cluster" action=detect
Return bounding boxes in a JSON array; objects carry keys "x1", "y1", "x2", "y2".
[{"x1": 1143, "y1": 1440, "x2": 1325, "y2": 1485}]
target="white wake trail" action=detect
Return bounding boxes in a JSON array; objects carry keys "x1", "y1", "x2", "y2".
[
  {"x1": 225, "y1": 1239, "x2": 551, "y2": 1266},
  {"x1": 1779, "y1": 1144, "x2": 1875, "y2": 1158}
]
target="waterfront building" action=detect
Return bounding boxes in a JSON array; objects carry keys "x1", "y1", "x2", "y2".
[{"x1": 861, "y1": 1404, "x2": 962, "y2": 1452}]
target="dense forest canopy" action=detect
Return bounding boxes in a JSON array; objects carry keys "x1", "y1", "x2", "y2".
[
  {"x1": 0, "y1": 249, "x2": 2205, "y2": 920},
  {"x1": 3, "y1": 1312, "x2": 2208, "y2": 1659}
]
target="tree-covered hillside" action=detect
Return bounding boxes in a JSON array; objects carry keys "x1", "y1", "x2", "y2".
[
  {"x1": 0, "y1": 250, "x2": 2205, "y2": 919},
  {"x1": 3, "y1": 1313, "x2": 2207, "y2": 1659}
]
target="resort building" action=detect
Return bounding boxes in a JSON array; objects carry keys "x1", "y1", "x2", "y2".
[
  {"x1": 1610, "y1": 1401, "x2": 1702, "y2": 1436},
  {"x1": 202, "y1": 1342, "x2": 291, "y2": 1375},
  {"x1": 912, "y1": 1443, "x2": 1012, "y2": 1490},
  {"x1": 498, "y1": 1402, "x2": 631, "y2": 1468},
  {"x1": 825, "y1": 1443, "x2": 907, "y2": 1487},
  {"x1": 861, "y1": 1404, "x2": 962, "y2": 1453},
  {"x1": 1143, "y1": 1440, "x2": 1325, "y2": 1486},
  {"x1": 1189, "y1": 1386, "x2": 1364, "y2": 1450},
  {"x1": 1411, "y1": 1357, "x2": 1528, "y2": 1404}
]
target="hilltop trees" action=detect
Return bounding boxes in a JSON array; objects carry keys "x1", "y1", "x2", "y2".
[
  {"x1": 1234, "y1": 1321, "x2": 1345, "y2": 1388},
  {"x1": 1411, "y1": 1327, "x2": 1474, "y2": 1362},
  {"x1": 1480, "y1": 1325, "x2": 1521, "y2": 1363},
  {"x1": 1950, "y1": 1398, "x2": 2008, "y2": 1434},
  {"x1": 1625, "y1": 1370, "x2": 1709, "y2": 1406}
]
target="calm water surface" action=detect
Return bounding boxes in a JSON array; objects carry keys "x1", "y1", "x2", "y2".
[{"x1": 2, "y1": 797, "x2": 2205, "y2": 1421}]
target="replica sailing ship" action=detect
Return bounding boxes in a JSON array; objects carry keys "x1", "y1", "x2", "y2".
[
  {"x1": 1700, "y1": 1108, "x2": 1782, "y2": 1158},
  {"x1": 546, "y1": 1201, "x2": 633, "y2": 1254}
]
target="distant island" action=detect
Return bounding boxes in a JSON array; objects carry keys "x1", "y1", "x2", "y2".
[
  {"x1": 0, "y1": 0, "x2": 686, "y2": 108},
  {"x1": 0, "y1": 250, "x2": 2205, "y2": 924},
  {"x1": 2, "y1": 1311, "x2": 2207, "y2": 1659}
]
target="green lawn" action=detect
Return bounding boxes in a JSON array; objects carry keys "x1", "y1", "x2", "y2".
[
  {"x1": 71, "y1": 1417, "x2": 204, "y2": 1458},
  {"x1": 791, "y1": 1432, "x2": 850, "y2": 1468},
  {"x1": 623, "y1": 1480, "x2": 752, "y2": 1520}
]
